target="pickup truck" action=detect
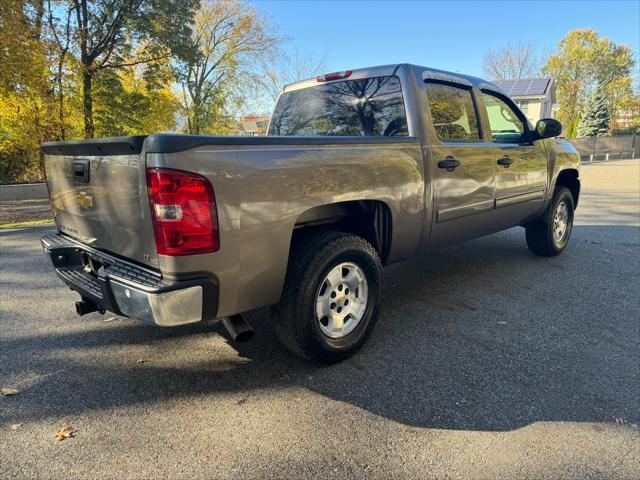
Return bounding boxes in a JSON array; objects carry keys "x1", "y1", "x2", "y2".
[{"x1": 41, "y1": 63, "x2": 580, "y2": 363}]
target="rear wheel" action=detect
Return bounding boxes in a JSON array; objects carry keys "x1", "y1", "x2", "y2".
[
  {"x1": 525, "y1": 186, "x2": 574, "y2": 256},
  {"x1": 272, "y1": 231, "x2": 383, "y2": 363}
]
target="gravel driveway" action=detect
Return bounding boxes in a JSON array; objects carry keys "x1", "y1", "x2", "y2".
[{"x1": 1, "y1": 160, "x2": 639, "y2": 479}]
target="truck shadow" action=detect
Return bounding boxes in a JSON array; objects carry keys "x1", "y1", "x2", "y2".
[{"x1": 1, "y1": 224, "x2": 639, "y2": 431}]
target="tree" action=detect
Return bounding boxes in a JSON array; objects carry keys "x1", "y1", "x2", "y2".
[
  {"x1": 258, "y1": 48, "x2": 326, "y2": 107},
  {"x1": 0, "y1": 0, "x2": 58, "y2": 183},
  {"x1": 93, "y1": 57, "x2": 179, "y2": 136},
  {"x1": 577, "y1": 85, "x2": 610, "y2": 137},
  {"x1": 482, "y1": 42, "x2": 539, "y2": 80},
  {"x1": 1, "y1": 0, "x2": 47, "y2": 93},
  {"x1": 46, "y1": 0, "x2": 74, "y2": 139},
  {"x1": 64, "y1": 0, "x2": 197, "y2": 137},
  {"x1": 176, "y1": 0, "x2": 280, "y2": 134},
  {"x1": 542, "y1": 29, "x2": 635, "y2": 137}
]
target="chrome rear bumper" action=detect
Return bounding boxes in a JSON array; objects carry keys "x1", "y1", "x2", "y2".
[{"x1": 41, "y1": 233, "x2": 218, "y2": 326}]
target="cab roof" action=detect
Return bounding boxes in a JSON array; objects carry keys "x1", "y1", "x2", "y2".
[{"x1": 282, "y1": 63, "x2": 506, "y2": 96}]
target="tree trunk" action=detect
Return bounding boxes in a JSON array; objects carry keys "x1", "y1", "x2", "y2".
[
  {"x1": 82, "y1": 69, "x2": 94, "y2": 138},
  {"x1": 57, "y1": 61, "x2": 66, "y2": 140},
  {"x1": 33, "y1": 0, "x2": 44, "y2": 39},
  {"x1": 58, "y1": 82, "x2": 66, "y2": 140}
]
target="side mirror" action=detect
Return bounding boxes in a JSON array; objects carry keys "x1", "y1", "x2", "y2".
[{"x1": 534, "y1": 118, "x2": 562, "y2": 140}]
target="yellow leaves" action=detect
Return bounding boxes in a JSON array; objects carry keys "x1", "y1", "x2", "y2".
[
  {"x1": 9, "y1": 423, "x2": 22, "y2": 431},
  {"x1": 1, "y1": 387, "x2": 19, "y2": 396},
  {"x1": 542, "y1": 28, "x2": 636, "y2": 134},
  {"x1": 54, "y1": 426, "x2": 77, "y2": 442}
]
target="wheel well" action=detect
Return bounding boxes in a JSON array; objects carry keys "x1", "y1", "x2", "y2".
[
  {"x1": 293, "y1": 200, "x2": 393, "y2": 265},
  {"x1": 555, "y1": 169, "x2": 580, "y2": 208}
]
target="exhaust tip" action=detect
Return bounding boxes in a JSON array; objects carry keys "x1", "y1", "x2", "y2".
[
  {"x1": 222, "y1": 315, "x2": 254, "y2": 343},
  {"x1": 235, "y1": 330, "x2": 254, "y2": 342}
]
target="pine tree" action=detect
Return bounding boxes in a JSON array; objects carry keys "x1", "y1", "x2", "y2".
[{"x1": 577, "y1": 85, "x2": 610, "y2": 137}]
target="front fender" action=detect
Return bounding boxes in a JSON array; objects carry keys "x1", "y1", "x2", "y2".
[{"x1": 543, "y1": 138, "x2": 581, "y2": 208}]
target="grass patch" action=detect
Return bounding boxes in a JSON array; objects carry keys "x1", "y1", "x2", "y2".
[{"x1": 0, "y1": 219, "x2": 54, "y2": 229}]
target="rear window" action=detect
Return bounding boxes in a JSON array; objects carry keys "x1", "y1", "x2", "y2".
[{"x1": 268, "y1": 75, "x2": 408, "y2": 137}]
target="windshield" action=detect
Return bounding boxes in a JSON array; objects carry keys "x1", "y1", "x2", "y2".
[{"x1": 268, "y1": 75, "x2": 408, "y2": 137}]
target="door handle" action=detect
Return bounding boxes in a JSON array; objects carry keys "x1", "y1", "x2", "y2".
[
  {"x1": 497, "y1": 156, "x2": 513, "y2": 167},
  {"x1": 438, "y1": 157, "x2": 461, "y2": 171}
]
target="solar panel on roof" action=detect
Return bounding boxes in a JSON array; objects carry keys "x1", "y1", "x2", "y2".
[
  {"x1": 493, "y1": 78, "x2": 550, "y2": 97},
  {"x1": 510, "y1": 82, "x2": 530, "y2": 95},
  {"x1": 526, "y1": 78, "x2": 549, "y2": 95},
  {"x1": 495, "y1": 80, "x2": 515, "y2": 93}
]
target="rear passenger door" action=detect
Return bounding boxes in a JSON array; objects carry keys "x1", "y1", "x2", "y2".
[
  {"x1": 422, "y1": 80, "x2": 497, "y2": 249},
  {"x1": 479, "y1": 90, "x2": 548, "y2": 225}
]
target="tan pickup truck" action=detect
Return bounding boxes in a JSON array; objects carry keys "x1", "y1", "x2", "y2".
[{"x1": 41, "y1": 63, "x2": 580, "y2": 363}]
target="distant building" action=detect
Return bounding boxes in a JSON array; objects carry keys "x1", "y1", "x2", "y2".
[
  {"x1": 236, "y1": 114, "x2": 271, "y2": 136},
  {"x1": 493, "y1": 78, "x2": 556, "y2": 124}
]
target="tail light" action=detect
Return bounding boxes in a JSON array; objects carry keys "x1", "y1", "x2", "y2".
[{"x1": 146, "y1": 168, "x2": 219, "y2": 256}]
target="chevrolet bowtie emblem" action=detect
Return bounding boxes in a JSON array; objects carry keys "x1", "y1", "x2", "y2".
[{"x1": 77, "y1": 191, "x2": 93, "y2": 209}]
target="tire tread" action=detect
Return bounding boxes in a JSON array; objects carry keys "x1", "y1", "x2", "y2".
[{"x1": 272, "y1": 231, "x2": 382, "y2": 362}]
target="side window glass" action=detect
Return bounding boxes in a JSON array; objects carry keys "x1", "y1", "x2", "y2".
[
  {"x1": 482, "y1": 92, "x2": 527, "y2": 143},
  {"x1": 424, "y1": 83, "x2": 480, "y2": 141}
]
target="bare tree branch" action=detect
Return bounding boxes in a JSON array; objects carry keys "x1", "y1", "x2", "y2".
[
  {"x1": 177, "y1": 0, "x2": 281, "y2": 134},
  {"x1": 483, "y1": 42, "x2": 540, "y2": 80}
]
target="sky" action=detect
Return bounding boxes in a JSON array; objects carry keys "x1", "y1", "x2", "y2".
[{"x1": 253, "y1": 0, "x2": 640, "y2": 78}]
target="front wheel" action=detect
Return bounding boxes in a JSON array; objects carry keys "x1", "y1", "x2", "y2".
[
  {"x1": 272, "y1": 231, "x2": 383, "y2": 363},
  {"x1": 525, "y1": 186, "x2": 575, "y2": 256}
]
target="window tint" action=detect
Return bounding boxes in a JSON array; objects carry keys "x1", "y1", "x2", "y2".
[
  {"x1": 482, "y1": 92, "x2": 527, "y2": 143},
  {"x1": 424, "y1": 83, "x2": 480, "y2": 141},
  {"x1": 268, "y1": 75, "x2": 408, "y2": 136}
]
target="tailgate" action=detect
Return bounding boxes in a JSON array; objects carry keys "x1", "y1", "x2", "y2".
[{"x1": 42, "y1": 136, "x2": 158, "y2": 267}]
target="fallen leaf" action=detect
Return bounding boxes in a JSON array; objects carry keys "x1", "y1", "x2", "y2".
[
  {"x1": 10, "y1": 423, "x2": 22, "y2": 431},
  {"x1": 54, "y1": 426, "x2": 76, "y2": 442},
  {"x1": 103, "y1": 317, "x2": 117, "y2": 323},
  {"x1": 497, "y1": 321, "x2": 507, "y2": 325},
  {"x1": 136, "y1": 359, "x2": 146, "y2": 364},
  {"x1": 1, "y1": 387, "x2": 19, "y2": 396}
]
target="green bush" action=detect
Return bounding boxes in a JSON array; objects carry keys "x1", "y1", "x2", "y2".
[
  {"x1": 0, "y1": 148, "x2": 44, "y2": 184},
  {"x1": 610, "y1": 125, "x2": 640, "y2": 136}
]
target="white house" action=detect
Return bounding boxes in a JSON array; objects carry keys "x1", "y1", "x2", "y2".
[{"x1": 493, "y1": 78, "x2": 556, "y2": 124}]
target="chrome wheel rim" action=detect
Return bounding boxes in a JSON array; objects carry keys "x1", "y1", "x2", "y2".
[
  {"x1": 315, "y1": 262, "x2": 368, "y2": 339},
  {"x1": 553, "y1": 200, "x2": 570, "y2": 244}
]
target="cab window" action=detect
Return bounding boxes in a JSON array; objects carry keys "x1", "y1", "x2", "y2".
[
  {"x1": 268, "y1": 75, "x2": 408, "y2": 136},
  {"x1": 424, "y1": 82, "x2": 480, "y2": 142},
  {"x1": 482, "y1": 91, "x2": 527, "y2": 143}
]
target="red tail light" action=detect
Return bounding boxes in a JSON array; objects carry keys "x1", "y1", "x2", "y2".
[
  {"x1": 317, "y1": 70, "x2": 353, "y2": 82},
  {"x1": 146, "y1": 168, "x2": 219, "y2": 256}
]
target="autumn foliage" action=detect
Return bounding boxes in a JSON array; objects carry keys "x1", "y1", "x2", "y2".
[{"x1": 0, "y1": 0, "x2": 280, "y2": 183}]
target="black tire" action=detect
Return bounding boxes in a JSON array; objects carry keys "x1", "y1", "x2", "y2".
[
  {"x1": 525, "y1": 186, "x2": 575, "y2": 256},
  {"x1": 272, "y1": 231, "x2": 383, "y2": 363}
]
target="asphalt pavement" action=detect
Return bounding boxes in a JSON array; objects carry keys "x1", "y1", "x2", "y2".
[{"x1": 1, "y1": 160, "x2": 639, "y2": 479}]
